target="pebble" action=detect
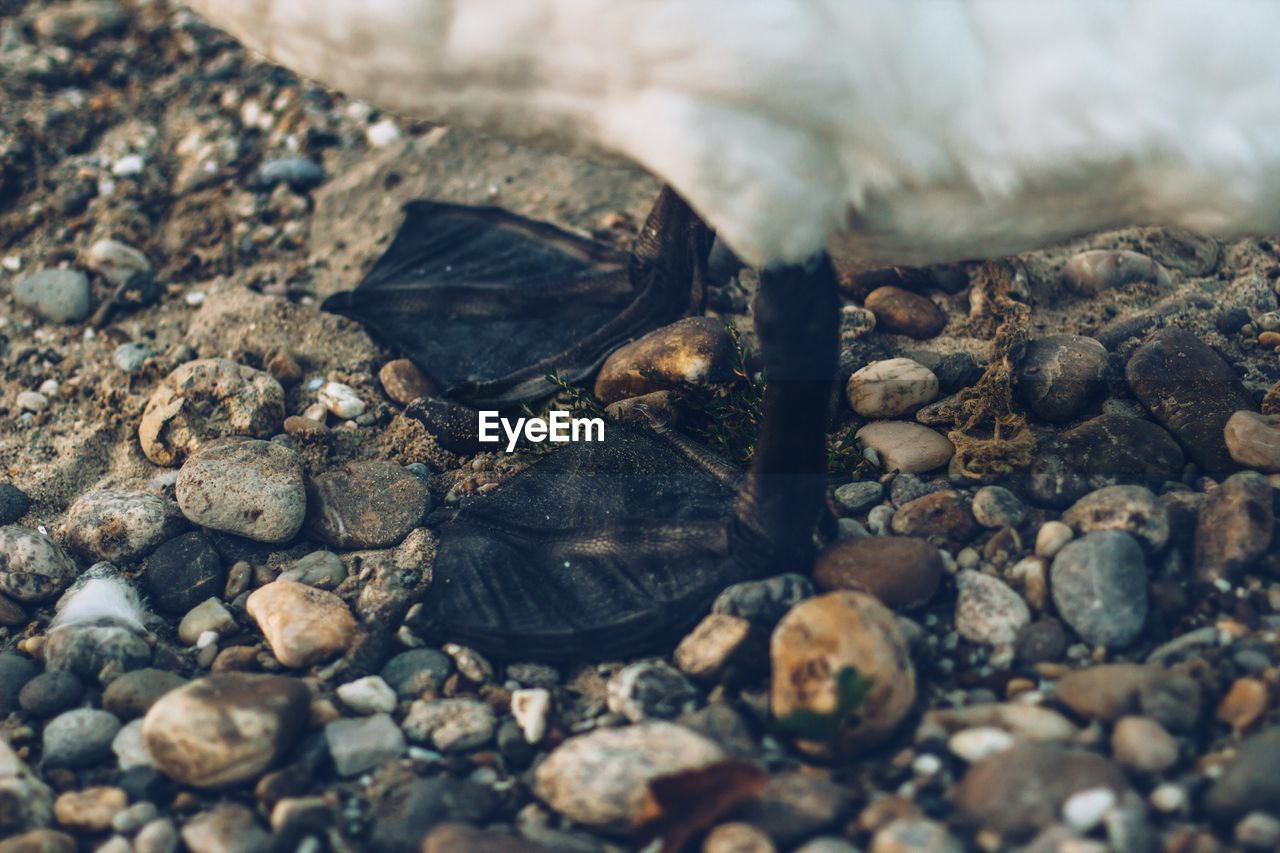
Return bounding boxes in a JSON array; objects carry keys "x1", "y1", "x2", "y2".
[
  {"x1": 863, "y1": 286, "x2": 947, "y2": 338},
  {"x1": 317, "y1": 381, "x2": 366, "y2": 419},
  {"x1": 0, "y1": 526, "x2": 79, "y2": 602},
  {"x1": 1225, "y1": 410, "x2": 1280, "y2": 472},
  {"x1": 1053, "y1": 664, "x2": 1157, "y2": 722},
  {"x1": 1061, "y1": 485, "x2": 1169, "y2": 551},
  {"x1": 306, "y1": 461, "x2": 430, "y2": 548},
  {"x1": 17, "y1": 670, "x2": 83, "y2": 718},
  {"x1": 43, "y1": 708, "x2": 121, "y2": 768},
  {"x1": 1062, "y1": 249, "x2": 1170, "y2": 295},
  {"x1": 1217, "y1": 677, "x2": 1269, "y2": 732},
  {"x1": 1016, "y1": 335, "x2": 1109, "y2": 423},
  {"x1": 13, "y1": 269, "x2": 92, "y2": 324},
  {"x1": 324, "y1": 713, "x2": 405, "y2": 776},
  {"x1": 1237, "y1": 813, "x2": 1280, "y2": 850},
  {"x1": 954, "y1": 570, "x2": 1030, "y2": 647},
  {"x1": 511, "y1": 688, "x2": 551, "y2": 743},
  {"x1": 112, "y1": 719, "x2": 152, "y2": 770},
  {"x1": 891, "y1": 491, "x2": 978, "y2": 551},
  {"x1": 139, "y1": 359, "x2": 286, "y2": 467},
  {"x1": 1034, "y1": 521, "x2": 1074, "y2": 558},
  {"x1": 378, "y1": 358, "x2": 436, "y2": 405},
  {"x1": 180, "y1": 804, "x2": 271, "y2": 853},
  {"x1": 177, "y1": 598, "x2": 236, "y2": 645},
  {"x1": 846, "y1": 358, "x2": 939, "y2": 418},
  {"x1": 0, "y1": 484, "x2": 32, "y2": 525},
  {"x1": 1029, "y1": 413, "x2": 1185, "y2": 507},
  {"x1": 674, "y1": 613, "x2": 754, "y2": 680},
  {"x1": 277, "y1": 550, "x2": 346, "y2": 589},
  {"x1": 1125, "y1": 327, "x2": 1251, "y2": 472},
  {"x1": 948, "y1": 726, "x2": 1015, "y2": 763},
  {"x1": 953, "y1": 742, "x2": 1127, "y2": 839},
  {"x1": 366, "y1": 777, "x2": 497, "y2": 852},
  {"x1": 336, "y1": 675, "x2": 398, "y2": 715},
  {"x1": 1050, "y1": 531, "x2": 1149, "y2": 650},
  {"x1": 593, "y1": 317, "x2": 735, "y2": 404},
  {"x1": 1111, "y1": 715, "x2": 1178, "y2": 773},
  {"x1": 1016, "y1": 618, "x2": 1069, "y2": 664},
  {"x1": 63, "y1": 490, "x2": 186, "y2": 563},
  {"x1": 606, "y1": 661, "x2": 699, "y2": 722},
  {"x1": 112, "y1": 343, "x2": 152, "y2": 374},
  {"x1": 857, "y1": 422, "x2": 954, "y2": 474},
  {"x1": 1205, "y1": 728, "x2": 1280, "y2": 821},
  {"x1": 832, "y1": 480, "x2": 883, "y2": 514},
  {"x1": 16, "y1": 391, "x2": 48, "y2": 413},
  {"x1": 144, "y1": 531, "x2": 224, "y2": 615},
  {"x1": 0, "y1": 736, "x2": 54, "y2": 833},
  {"x1": 142, "y1": 673, "x2": 310, "y2": 788},
  {"x1": 734, "y1": 771, "x2": 851, "y2": 846},
  {"x1": 1194, "y1": 471, "x2": 1274, "y2": 582},
  {"x1": 812, "y1": 536, "x2": 942, "y2": 610},
  {"x1": 112, "y1": 801, "x2": 158, "y2": 834},
  {"x1": 177, "y1": 438, "x2": 306, "y2": 543},
  {"x1": 705, "y1": 822, "x2": 776, "y2": 853},
  {"x1": 53, "y1": 787, "x2": 127, "y2": 833},
  {"x1": 86, "y1": 239, "x2": 150, "y2": 287},
  {"x1": 713, "y1": 574, "x2": 814, "y2": 628},
  {"x1": 971, "y1": 485, "x2": 1025, "y2": 529},
  {"x1": 871, "y1": 817, "x2": 963, "y2": 853},
  {"x1": 771, "y1": 591, "x2": 916, "y2": 759},
  {"x1": 402, "y1": 697, "x2": 497, "y2": 752},
  {"x1": 134, "y1": 818, "x2": 179, "y2": 853},
  {"x1": 532, "y1": 721, "x2": 725, "y2": 832},
  {"x1": 921, "y1": 703, "x2": 1078, "y2": 744},
  {"x1": 381, "y1": 648, "x2": 454, "y2": 698},
  {"x1": 254, "y1": 158, "x2": 325, "y2": 191},
  {"x1": 1062, "y1": 786, "x2": 1115, "y2": 832},
  {"x1": 245, "y1": 581, "x2": 357, "y2": 668}
]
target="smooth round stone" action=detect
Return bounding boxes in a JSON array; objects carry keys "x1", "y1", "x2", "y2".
[
  {"x1": 0, "y1": 526, "x2": 79, "y2": 602},
  {"x1": 1225, "y1": 411, "x2": 1280, "y2": 472},
  {"x1": 144, "y1": 531, "x2": 224, "y2": 615},
  {"x1": 1111, "y1": 716, "x2": 1179, "y2": 773},
  {"x1": 245, "y1": 581, "x2": 357, "y2": 668},
  {"x1": 955, "y1": 570, "x2": 1030, "y2": 647},
  {"x1": 863, "y1": 286, "x2": 947, "y2": 338},
  {"x1": 593, "y1": 317, "x2": 735, "y2": 404},
  {"x1": 1062, "y1": 249, "x2": 1169, "y2": 296},
  {"x1": 771, "y1": 591, "x2": 915, "y2": 759},
  {"x1": 180, "y1": 804, "x2": 271, "y2": 853},
  {"x1": 832, "y1": 481, "x2": 884, "y2": 514},
  {"x1": 606, "y1": 661, "x2": 699, "y2": 722},
  {"x1": 381, "y1": 648, "x2": 454, "y2": 699},
  {"x1": 112, "y1": 719, "x2": 153, "y2": 771},
  {"x1": 254, "y1": 158, "x2": 324, "y2": 191},
  {"x1": 1034, "y1": 521, "x2": 1074, "y2": 558},
  {"x1": 103, "y1": 669, "x2": 187, "y2": 720},
  {"x1": 713, "y1": 573, "x2": 814, "y2": 628},
  {"x1": 53, "y1": 787, "x2": 127, "y2": 833},
  {"x1": 533, "y1": 721, "x2": 725, "y2": 832},
  {"x1": 948, "y1": 726, "x2": 1016, "y2": 763},
  {"x1": 856, "y1": 421, "x2": 954, "y2": 474},
  {"x1": 1126, "y1": 328, "x2": 1251, "y2": 472},
  {"x1": 177, "y1": 599, "x2": 236, "y2": 645},
  {"x1": 336, "y1": 675, "x2": 398, "y2": 715},
  {"x1": 17, "y1": 671, "x2": 83, "y2": 718},
  {"x1": 176, "y1": 439, "x2": 306, "y2": 543},
  {"x1": 1015, "y1": 618, "x2": 1069, "y2": 664},
  {"x1": 673, "y1": 613, "x2": 754, "y2": 680},
  {"x1": 139, "y1": 359, "x2": 286, "y2": 467},
  {"x1": 1027, "y1": 414, "x2": 1185, "y2": 507},
  {"x1": 86, "y1": 238, "x2": 150, "y2": 286},
  {"x1": 1016, "y1": 335, "x2": 1108, "y2": 423},
  {"x1": 317, "y1": 382, "x2": 366, "y2": 419},
  {"x1": 402, "y1": 697, "x2": 497, "y2": 752},
  {"x1": 325, "y1": 714, "x2": 406, "y2": 777},
  {"x1": 0, "y1": 483, "x2": 32, "y2": 525},
  {"x1": 1062, "y1": 485, "x2": 1169, "y2": 551},
  {"x1": 871, "y1": 818, "x2": 962, "y2": 853},
  {"x1": 306, "y1": 461, "x2": 430, "y2": 548},
  {"x1": 1050, "y1": 531, "x2": 1149, "y2": 650},
  {"x1": 1194, "y1": 471, "x2": 1275, "y2": 583},
  {"x1": 891, "y1": 490, "x2": 979, "y2": 550},
  {"x1": 812, "y1": 536, "x2": 942, "y2": 610},
  {"x1": 63, "y1": 490, "x2": 186, "y2": 564},
  {"x1": 43, "y1": 708, "x2": 121, "y2": 768},
  {"x1": 972, "y1": 485, "x2": 1026, "y2": 529},
  {"x1": 846, "y1": 358, "x2": 939, "y2": 418},
  {"x1": 13, "y1": 269, "x2": 92, "y2": 323},
  {"x1": 142, "y1": 673, "x2": 310, "y2": 788},
  {"x1": 0, "y1": 652, "x2": 38, "y2": 715},
  {"x1": 112, "y1": 343, "x2": 152, "y2": 374},
  {"x1": 1205, "y1": 728, "x2": 1280, "y2": 821},
  {"x1": 277, "y1": 551, "x2": 346, "y2": 589},
  {"x1": 379, "y1": 359, "x2": 437, "y2": 405}
]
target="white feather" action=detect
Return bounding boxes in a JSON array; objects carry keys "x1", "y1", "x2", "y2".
[
  {"x1": 50, "y1": 573, "x2": 148, "y2": 633},
  {"x1": 183, "y1": 0, "x2": 1280, "y2": 267}
]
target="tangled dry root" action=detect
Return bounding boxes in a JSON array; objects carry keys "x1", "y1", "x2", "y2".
[{"x1": 945, "y1": 261, "x2": 1035, "y2": 479}]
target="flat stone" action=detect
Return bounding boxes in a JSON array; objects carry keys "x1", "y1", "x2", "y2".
[
  {"x1": 335, "y1": 675, "x2": 398, "y2": 715},
  {"x1": 144, "y1": 531, "x2": 224, "y2": 615},
  {"x1": 17, "y1": 671, "x2": 83, "y2": 718},
  {"x1": 1205, "y1": 728, "x2": 1280, "y2": 821},
  {"x1": 1194, "y1": 471, "x2": 1274, "y2": 583},
  {"x1": 53, "y1": 787, "x2": 126, "y2": 833},
  {"x1": 42, "y1": 708, "x2": 121, "y2": 768},
  {"x1": 1063, "y1": 249, "x2": 1170, "y2": 296},
  {"x1": 890, "y1": 491, "x2": 978, "y2": 551},
  {"x1": 533, "y1": 721, "x2": 725, "y2": 832},
  {"x1": 771, "y1": 591, "x2": 916, "y2": 759},
  {"x1": 306, "y1": 461, "x2": 430, "y2": 548},
  {"x1": 864, "y1": 287, "x2": 947, "y2": 338},
  {"x1": 63, "y1": 490, "x2": 186, "y2": 564},
  {"x1": 378, "y1": 358, "x2": 436, "y2": 405},
  {"x1": 857, "y1": 422, "x2": 954, "y2": 474},
  {"x1": 1054, "y1": 664, "x2": 1158, "y2": 722},
  {"x1": 367, "y1": 776, "x2": 496, "y2": 853},
  {"x1": 1110, "y1": 715, "x2": 1179, "y2": 772},
  {"x1": 324, "y1": 714, "x2": 405, "y2": 776},
  {"x1": 180, "y1": 804, "x2": 270, "y2": 853},
  {"x1": 954, "y1": 570, "x2": 1030, "y2": 647},
  {"x1": 1062, "y1": 485, "x2": 1170, "y2": 551},
  {"x1": 381, "y1": 648, "x2": 454, "y2": 699},
  {"x1": 1016, "y1": 335, "x2": 1109, "y2": 423},
  {"x1": 1225, "y1": 410, "x2": 1280, "y2": 472},
  {"x1": 847, "y1": 358, "x2": 938, "y2": 418},
  {"x1": 277, "y1": 550, "x2": 346, "y2": 589},
  {"x1": 139, "y1": 358, "x2": 285, "y2": 467},
  {"x1": 402, "y1": 697, "x2": 496, "y2": 752},
  {"x1": 1050, "y1": 531, "x2": 1149, "y2": 649},
  {"x1": 176, "y1": 439, "x2": 306, "y2": 543},
  {"x1": 832, "y1": 481, "x2": 884, "y2": 514},
  {"x1": 971, "y1": 485, "x2": 1025, "y2": 529},
  {"x1": 1027, "y1": 414, "x2": 1184, "y2": 507},
  {"x1": 0, "y1": 526, "x2": 79, "y2": 603},
  {"x1": 245, "y1": 581, "x2": 356, "y2": 668},
  {"x1": 142, "y1": 673, "x2": 310, "y2": 788},
  {"x1": 13, "y1": 269, "x2": 92, "y2": 324},
  {"x1": 812, "y1": 536, "x2": 942, "y2": 610},
  {"x1": 674, "y1": 613, "x2": 755, "y2": 680},
  {"x1": 594, "y1": 317, "x2": 735, "y2": 404},
  {"x1": 0, "y1": 737, "x2": 54, "y2": 833},
  {"x1": 1125, "y1": 328, "x2": 1251, "y2": 472},
  {"x1": 103, "y1": 669, "x2": 187, "y2": 720},
  {"x1": 734, "y1": 771, "x2": 852, "y2": 846},
  {"x1": 86, "y1": 238, "x2": 150, "y2": 286},
  {"x1": 0, "y1": 830, "x2": 74, "y2": 853},
  {"x1": 713, "y1": 574, "x2": 814, "y2": 628}
]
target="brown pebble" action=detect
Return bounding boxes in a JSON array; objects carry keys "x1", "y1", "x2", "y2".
[
  {"x1": 593, "y1": 317, "x2": 735, "y2": 404},
  {"x1": 1259, "y1": 331, "x2": 1280, "y2": 348},
  {"x1": 891, "y1": 490, "x2": 978, "y2": 551},
  {"x1": 1194, "y1": 471, "x2": 1275, "y2": 583},
  {"x1": 282, "y1": 415, "x2": 328, "y2": 437},
  {"x1": 379, "y1": 358, "x2": 436, "y2": 405},
  {"x1": 1217, "y1": 677, "x2": 1269, "y2": 731},
  {"x1": 265, "y1": 350, "x2": 304, "y2": 385},
  {"x1": 812, "y1": 536, "x2": 943, "y2": 610},
  {"x1": 0, "y1": 592, "x2": 26, "y2": 627},
  {"x1": 863, "y1": 286, "x2": 947, "y2": 338},
  {"x1": 212, "y1": 646, "x2": 261, "y2": 673}
]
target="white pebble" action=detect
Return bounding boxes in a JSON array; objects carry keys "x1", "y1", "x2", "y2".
[
  {"x1": 38, "y1": 379, "x2": 60, "y2": 396},
  {"x1": 948, "y1": 726, "x2": 1015, "y2": 763},
  {"x1": 185, "y1": 291, "x2": 206, "y2": 307},
  {"x1": 1, "y1": 255, "x2": 21, "y2": 272},
  {"x1": 196, "y1": 630, "x2": 219, "y2": 649},
  {"x1": 318, "y1": 382, "x2": 366, "y2": 419},
  {"x1": 366, "y1": 118, "x2": 403, "y2": 148},
  {"x1": 16, "y1": 391, "x2": 48, "y2": 412},
  {"x1": 336, "y1": 675, "x2": 398, "y2": 715},
  {"x1": 846, "y1": 357, "x2": 939, "y2": 418},
  {"x1": 112, "y1": 154, "x2": 146, "y2": 176},
  {"x1": 1063, "y1": 787, "x2": 1116, "y2": 832},
  {"x1": 302, "y1": 402, "x2": 329, "y2": 423},
  {"x1": 912, "y1": 753, "x2": 943, "y2": 776},
  {"x1": 511, "y1": 687, "x2": 551, "y2": 744},
  {"x1": 1034, "y1": 521, "x2": 1073, "y2": 558}
]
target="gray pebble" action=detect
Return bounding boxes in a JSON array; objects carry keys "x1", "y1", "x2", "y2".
[
  {"x1": 112, "y1": 343, "x2": 153, "y2": 374},
  {"x1": 42, "y1": 707, "x2": 121, "y2": 768},
  {"x1": 381, "y1": 648, "x2": 454, "y2": 699},
  {"x1": 606, "y1": 661, "x2": 699, "y2": 722},
  {"x1": 325, "y1": 713, "x2": 406, "y2": 776},
  {"x1": 64, "y1": 489, "x2": 186, "y2": 564},
  {"x1": 13, "y1": 268, "x2": 93, "y2": 323},
  {"x1": 17, "y1": 670, "x2": 83, "y2": 718},
  {"x1": 832, "y1": 481, "x2": 883, "y2": 514},
  {"x1": 144, "y1": 531, "x2": 224, "y2": 615},
  {"x1": 1051, "y1": 531, "x2": 1149, "y2": 650},
  {"x1": 972, "y1": 485, "x2": 1026, "y2": 529},
  {"x1": 0, "y1": 651, "x2": 39, "y2": 714},
  {"x1": 713, "y1": 573, "x2": 814, "y2": 628},
  {"x1": 0, "y1": 484, "x2": 32, "y2": 525},
  {"x1": 254, "y1": 158, "x2": 324, "y2": 192},
  {"x1": 0, "y1": 525, "x2": 80, "y2": 602},
  {"x1": 402, "y1": 697, "x2": 496, "y2": 752},
  {"x1": 277, "y1": 550, "x2": 346, "y2": 588},
  {"x1": 177, "y1": 439, "x2": 306, "y2": 543}
]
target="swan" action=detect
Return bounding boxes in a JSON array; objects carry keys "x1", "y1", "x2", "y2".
[{"x1": 179, "y1": 0, "x2": 1280, "y2": 660}]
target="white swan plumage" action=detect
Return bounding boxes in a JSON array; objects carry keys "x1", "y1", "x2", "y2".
[{"x1": 183, "y1": 0, "x2": 1280, "y2": 268}]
